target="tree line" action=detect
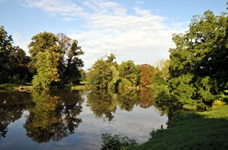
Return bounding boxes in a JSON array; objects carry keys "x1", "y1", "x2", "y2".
[
  {"x1": 0, "y1": 28, "x2": 84, "y2": 89},
  {"x1": 86, "y1": 10, "x2": 228, "y2": 110},
  {"x1": 85, "y1": 53, "x2": 167, "y2": 91},
  {"x1": 1, "y1": 9, "x2": 227, "y2": 109}
]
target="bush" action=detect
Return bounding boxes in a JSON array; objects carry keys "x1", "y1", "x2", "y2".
[
  {"x1": 101, "y1": 133, "x2": 137, "y2": 150},
  {"x1": 212, "y1": 100, "x2": 226, "y2": 110}
]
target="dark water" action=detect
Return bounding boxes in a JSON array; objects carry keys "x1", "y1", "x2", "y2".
[{"x1": 0, "y1": 88, "x2": 167, "y2": 150}]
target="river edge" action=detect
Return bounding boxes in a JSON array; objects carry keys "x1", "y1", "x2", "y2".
[
  {"x1": 133, "y1": 105, "x2": 228, "y2": 150},
  {"x1": 2, "y1": 84, "x2": 228, "y2": 149}
]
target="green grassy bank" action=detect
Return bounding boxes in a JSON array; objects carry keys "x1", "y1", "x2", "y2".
[
  {"x1": 0, "y1": 83, "x2": 86, "y2": 92},
  {"x1": 0, "y1": 83, "x2": 32, "y2": 91},
  {"x1": 133, "y1": 106, "x2": 228, "y2": 150}
]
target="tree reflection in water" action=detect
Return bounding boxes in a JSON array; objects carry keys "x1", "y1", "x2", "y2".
[
  {"x1": 0, "y1": 92, "x2": 33, "y2": 140},
  {"x1": 86, "y1": 88, "x2": 155, "y2": 121},
  {"x1": 0, "y1": 88, "x2": 163, "y2": 144},
  {"x1": 117, "y1": 90, "x2": 139, "y2": 111},
  {"x1": 139, "y1": 88, "x2": 154, "y2": 109},
  {"x1": 86, "y1": 90, "x2": 117, "y2": 121},
  {"x1": 24, "y1": 90, "x2": 84, "y2": 143}
]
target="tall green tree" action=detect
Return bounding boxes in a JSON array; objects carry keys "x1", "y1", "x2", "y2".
[
  {"x1": 0, "y1": 26, "x2": 13, "y2": 83},
  {"x1": 32, "y1": 51, "x2": 60, "y2": 90},
  {"x1": 169, "y1": 10, "x2": 228, "y2": 108},
  {"x1": 29, "y1": 32, "x2": 61, "y2": 58},
  {"x1": 86, "y1": 54, "x2": 117, "y2": 90},
  {"x1": 9, "y1": 46, "x2": 32, "y2": 83},
  {"x1": 118, "y1": 60, "x2": 139, "y2": 88},
  {"x1": 56, "y1": 33, "x2": 84, "y2": 84},
  {"x1": 29, "y1": 32, "x2": 62, "y2": 89},
  {"x1": 0, "y1": 26, "x2": 31, "y2": 84}
]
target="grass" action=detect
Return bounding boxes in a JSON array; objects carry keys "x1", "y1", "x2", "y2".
[
  {"x1": 70, "y1": 85, "x2": 85, "y2": 90},
  {"x1": 0, "y1": 84, "x2": 15, "y2": 90},
  {"x1": 0, "y1": 83, "x2": 32, "y2": 91},
  {"x1": 0, "y1": 83, "x2": 86, "y2": 92},
  {"x1": 133, "y1": 106, "x2": 228, "y2": 150}
]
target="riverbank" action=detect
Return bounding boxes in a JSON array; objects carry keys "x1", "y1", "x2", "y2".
[
  {"x1": 133, "y1": 106, "x2": 228, "y2": 150},
  {"x1": 0, "y1": 83, "x2": 32, "y2": 91},
  {"x1": 0, "y1": 83, "x2": 86, "y2": 92}
]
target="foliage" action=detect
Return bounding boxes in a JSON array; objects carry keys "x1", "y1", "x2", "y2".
[
  {"x1": 0, "y1": 26, "x2": 32, "y2": 84},
  {"x1": 28, "y1": 32, "x2": 61, "y2": 89},
  {"x1": 118, "y1": 60, "x2": 139, "y2": 87},
  {"x1": 29, "y1": 32, "x2": 60, "y2": 57},
  {"x1": 101, "y1": 133, "x2": 137, "y2": 150},
  {"x1": 139, "y1": 64, "x2": 155, "y2": 86},
  {"x1": 212, "y1": 100, "x2": 226, "y2": 110},
  {"x1": 155, "y1": 59, "x2": 170, "y2": 82},
  {"x1": 29, "y1": 32, "x2": 84, "y2": 89},
  {"x1": 0, "y1": 26, "x2": 13, "y2": 83},
  {"x1": 8, "y1": 46, "x2": 32, "y2": 83},
  {"x1": 56, "y1": 33, "x2": 84, "y2": 84},
  {"x1": 86, "y1": 54, "x2": 118, "y2": 90},
  {"x1": 86, "y1": 54, "x2": 143, "y2": 90},
  {"x1": 32, "y1": 51, "x2": 60, "y2": 90},
  {"x1": 169, "y1": 10, "x2": 228, "y2": 109}
]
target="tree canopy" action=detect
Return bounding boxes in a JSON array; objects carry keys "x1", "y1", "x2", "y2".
[
  {"x1": 169, "y1": 10, "x2": 228, "y2": 109},
  {"x1": 28, "y1": 32, "x2": 84, "y2": 90},
  {"x1": 86, "y1": 54, "x2": 117, "y2": 90},
  {"x1": 0, "y1": 26, "x2": 31, "y2": 84}
]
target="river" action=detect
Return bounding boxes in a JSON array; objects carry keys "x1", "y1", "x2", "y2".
[{"x1": 0, "y1": 88, "x2": 167, "y2": 150}]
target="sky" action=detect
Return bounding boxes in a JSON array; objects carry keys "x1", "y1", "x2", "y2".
[{"x1": 0, "y1": 0, "x2": 226, "y2": 69}]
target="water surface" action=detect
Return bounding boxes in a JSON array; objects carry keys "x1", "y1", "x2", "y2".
[{"x1": 0, "y1": 89, "x2": 167, "y2": 150}]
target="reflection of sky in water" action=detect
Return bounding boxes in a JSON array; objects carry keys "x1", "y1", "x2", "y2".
[{"x1": 0, "y1": 96, "x2": 168, "y2": 150}]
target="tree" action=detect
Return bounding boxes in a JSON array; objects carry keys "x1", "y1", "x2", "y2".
[
  {"x1": 139, "y1": 64, "x2": 155, "y2": 86},
  {"x1": 86, "y1": 54, "x2": 117, "y2": 90},
  {"x1": 118, "y1": 60, "x2": 139, "y2": 88},
  {"x1": 0, "y1": 26, "x2": 32, "y2": 84},
  {"x1": 0, "y1": 26, "x2": 13, "y2": 83},
  {"x1": 9, "y1": 46, "x2": 32, "y2": 83},
  {"x1": 32, "y1": 51, "x2": 60, "y2": 90},
  {"x1": 169, "y1": 10, "x2": 228, "y2": 109},
  {"x1": 56, "y1": 33, "x2": 84, "y2": 84},
  {"x1": 156, "y1": 59, "x2": 170, "y2": 82},
  {"x1": 29, "y1": 32, "x2": 60, "y2": 58},
  {"x1": 29, "y1": 32, "x2": 62, "y2": 89}
]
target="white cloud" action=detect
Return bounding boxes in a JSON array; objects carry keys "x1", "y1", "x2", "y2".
[
  {"x1": 82, "y1": 0, "x2": 126, "y2": 16},
  {"x1": 20, "y1": 0, "x2": 187, "y2": 69},
  {"x1": 21, "y1": 0, "x2": 88, "y2": 19}
]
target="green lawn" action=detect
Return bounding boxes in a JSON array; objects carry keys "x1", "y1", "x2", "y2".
[{"x1": 133, "y1": 106, "x2": 228, "y2": 150}]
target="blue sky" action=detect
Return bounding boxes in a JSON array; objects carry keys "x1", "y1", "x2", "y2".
[{"x1": 0, "y1": 0, "x2": 226, "y2": 69}]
